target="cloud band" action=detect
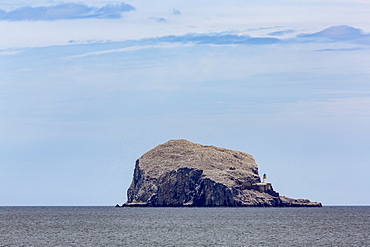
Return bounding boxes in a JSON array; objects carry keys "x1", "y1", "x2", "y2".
[{"x1": 0, "y1": 2, "x2": 135, "y2": 21}]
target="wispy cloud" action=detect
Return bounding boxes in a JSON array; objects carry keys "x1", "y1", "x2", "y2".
[
  {"x1": 152, "y1": 33, "x2": 280, "y2": 45},
  {"x1": 0, "y1": 48, "x2": 24, "y2": 56},
  {"x1": 316, "y1": 47, "x2": 364, "y2": 52},
  {"x1": 152, "y1": 17, "x2": 167, "y2": 22},
  {"x1": 0, "y1": 2, "x2": 135, "y2": 21},
  {"x1": 173, "y1": 8, "x2": 181, "y2": 15},
  {"x1": 268, "y1": 29, "x2": 295, "y2": 36},
  {"x1": 68, "y1": 43, "x2": 194, "y2": 58},
  {"x1": 298, "y1": 25, "x2": 368, "y2": 41},
  {"x1": 64, "y1": 32, "x2": 282, "y2": 59},
  {"x1": 65, "y1": 26, "x2": 370, "y2": 58}
]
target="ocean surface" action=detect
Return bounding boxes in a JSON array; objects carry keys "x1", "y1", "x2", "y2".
[{"x1": 0, "y1": 206, "x2": 369, "y2": 246}]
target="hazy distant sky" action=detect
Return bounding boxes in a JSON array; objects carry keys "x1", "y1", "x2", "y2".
[{"x1": 1, "y1": 0, "x2": 369, "y2": 206}]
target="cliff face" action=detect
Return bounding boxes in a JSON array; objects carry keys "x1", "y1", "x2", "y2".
[{"x1": 125, "y1": 139, "x2": 321, "y2": 207}]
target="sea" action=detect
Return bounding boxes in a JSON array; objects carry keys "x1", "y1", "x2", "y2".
[{"x1": 0, "y1": 206, "x2": 369, "y2": 246}]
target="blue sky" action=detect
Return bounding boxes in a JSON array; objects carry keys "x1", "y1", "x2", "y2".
[{"x1": 1, "y1": 0, "x2": 370, "y2": 206}]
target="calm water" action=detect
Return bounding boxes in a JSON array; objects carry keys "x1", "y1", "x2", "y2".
[{"x1": 0, "y1": 206, "x2": 369, "y2": 246}]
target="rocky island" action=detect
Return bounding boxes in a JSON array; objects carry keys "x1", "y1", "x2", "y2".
[{"x1": 123, "y1": 139, "x2": 321, "y2": 207}]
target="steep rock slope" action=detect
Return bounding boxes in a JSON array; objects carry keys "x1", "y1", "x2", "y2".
[{"x1": 124, "y1": 139, "x2": 321, "y2": 207}]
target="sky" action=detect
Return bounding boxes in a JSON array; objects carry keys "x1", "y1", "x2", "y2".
[{"x1": 1, "y1": 0, "x2": 369, "y2": 206}]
